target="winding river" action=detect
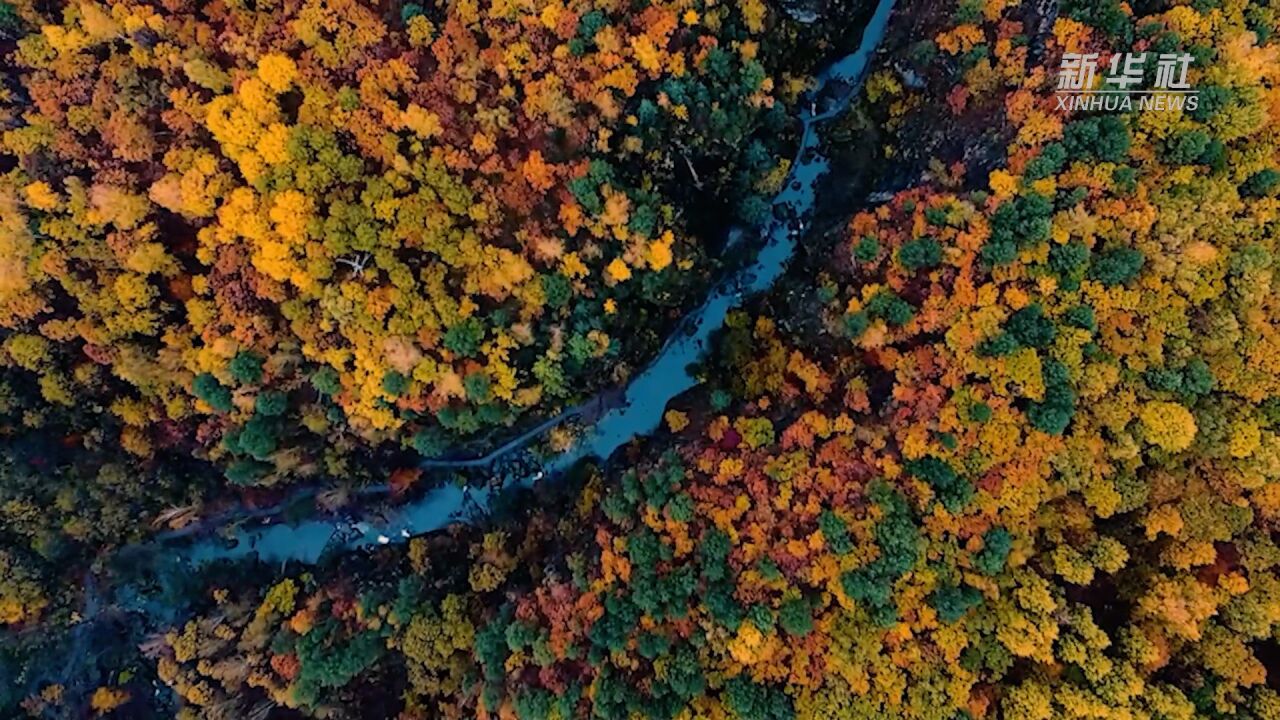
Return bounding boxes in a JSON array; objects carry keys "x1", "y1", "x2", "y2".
[{"x1": 161, "y1": 0, "x2": 898, "y2": 568}]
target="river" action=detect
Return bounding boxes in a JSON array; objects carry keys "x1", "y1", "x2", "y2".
[{"x1": 165, "y1": 0, "x2": 898, "y2": 567}]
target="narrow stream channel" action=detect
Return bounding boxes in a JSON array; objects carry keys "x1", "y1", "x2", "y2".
[{"x1": 169, "y1": 0, "x2": 899, "y2": 567}]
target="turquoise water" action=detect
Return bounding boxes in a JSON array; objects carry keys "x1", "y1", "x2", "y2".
[{"x1": 181, "y1": 0, "x2": 897, "y2": 566}]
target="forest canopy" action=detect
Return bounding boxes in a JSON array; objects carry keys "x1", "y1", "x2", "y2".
[
  {"x1": 5, "y1": 0, "x2": 1280, "y2": 717},
  {"x1": 0, "y1": 0, "x2": 840, "y2": 490}
]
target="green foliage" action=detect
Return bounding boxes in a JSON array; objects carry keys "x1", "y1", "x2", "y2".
[
  {"x1": 969, "y1": 401, "x2": 992, "y2": 423},
  {"x1": 1164, "y1": 130, "x2": 1212, "y2": 165},
  {"x1": 667, "y1": 646, "x2": 706, "y2": 699},
  {"x1": 505, "y1": 619, "x2": 539, "y2": 652},
  {"x1": 723, "y1": 677, "x2": 794, "y2": 720},
  {"x1": 931, "y1": 584, "x2": 982, "y2": 623},
  {"x1": 974, "y1": 528, "x2": 1012, "y2": 575},
  {"x1": 382, "y1": 371, "x2": 410, "y2": 397},
  {"x1": 977, "y1": 333, "x2": 1019, "y2": 357},
  {"x1": 17, "y1": 1, "x2": 1280, "y2": 719},
  {"x1": 400, "y1": 3, "x2": 424, "y2": 22},
  {"x1": 513, "y1": 688, "x2": 553, "y2": 720},
  {"x1": 0, "y1": 1, "x2": 22, "y2": 39},
  {"x1": 1063, "y1": 305, "x2": 1096, "y2": 332},
  {"x1": 588, "y1": 593, "x2": 639, "y2": 654},
  {"x1": 541, "y1": 273, "x2": 572, "y2": 309},
  {"x1": 905, "y1": 456, "x2": 973, "y2": 512},
  {"x1": 412, "y1": 427, "x2": 448, "y2": 458},
  {"x1": 865, "y1": 290, "x2": 915, "y2": 326},
  {"x1": 1112, "y1": 166, "x2": 1138, "y2": 195},
  {"x1": 193, "y1": 373, "x2": 233, "y2": 413},
  {"x1": 700, "y1": 528, "x2": 732, "y2": 582},
  {"x1": 820, "y1": 510, "x2": 853, "y2": 555},
  {"x1": 1061, "y1": 0, "x2": 1133, "y2": 40},
  {"x1": 1027, "y1": 359, "x2": 1076, "y2": 435},
  {"x1": 1049, "y1": 241, "x2": 1090, "y2": 290},
  {"x1": 854, "y1": 236, "x2": 881, "y2": 264},
  {"x1": 665, "y1": 492, "x2": 695, "y2": 522},
  {"x1": 841, "y1": 484, "x2": 919, "y2": 621},
  {"x1": 1089, "y1": 247, "x2": 1145, "y2": 286},
  {"x1": 293, "y1": 623, "x2": 385, "y2": 707},
  {"x1": 1241, "y1": 169, "x2": 1280, "y2": 198},
  {"x1": 898, "y1": 237, "x2": 943, "y2": 270},
  {"x1": 924, "y1": 207, "x2": 949, "y2": 227},
  {"x1": 233, "y1": 416, "x2": 278, "y2": 460},
  {"x1": 229, "y1": 352, "x2": 264, "y2": 385},
  {"x1": 463, "y1": 373, "x2": 491, "y2": 403},
  {"x1": 779, "y1": 596, "x2": 813, "y2": 637},
  {"x1": 443, "y1": 318, "x2": 485, "y2": 357},
  {"x1": 225, "y1": 458, "x2": 271, "y2": 485},
  {"x1": 1145, "y1": 367, "x2": 1184, "y2": 393},
  {"x1": 710, "y1": 389, "x2": 733, "y2": 411},
  {"x1": 1024, "y1": 143, "x2": 1066, "y2": 181},
  {"x1": 311, "y1": 367, "x2": 341, "y2": 395},
  {"x1": 984, "y1": 193, "x2": 1052, "y2": 265},
  {"x1": 254, "y1": 390, "x2": 288, "y2": 416},
  {"x1": 1180, "y1": 358, "x2": 1215, "y2": 397},
  {"x1": 705, "y1": 581, "x2": 745, "y2": 629},
  {"x1": 1062, "y1": 115, "x2": 1131, "y2": 163},
  {"x1": 843, "y1": 312, "x2": 870, "y2": 339},
  {"x1": 1004, "y1": 304, "x2": 1056, "y2": 349}
]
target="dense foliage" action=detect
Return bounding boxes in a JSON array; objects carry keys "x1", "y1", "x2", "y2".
[
  {"x1": 7, "y1": 0, "x2": 1280, "y2": 716},
  {"x1": 0, "y1": 0, "x2": 863, "y2": 619},
  {"x1": 0, "y1": 0, "x2": 840, "y2": 493},
  {"x1": 42, "y1": 0, "x2": 1280, "y2": 716}
]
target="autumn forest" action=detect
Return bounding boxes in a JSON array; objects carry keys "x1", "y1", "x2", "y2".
[{"x1": 3, "y1": 0, "x2": 1280, "y2": 716}]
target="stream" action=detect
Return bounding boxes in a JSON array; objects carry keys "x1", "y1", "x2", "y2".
[{"x1": 161, "y1": 0, "x2": 898, "y2": 568}]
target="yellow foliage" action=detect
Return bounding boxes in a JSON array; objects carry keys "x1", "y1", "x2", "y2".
[
  {"x1": 256, "y1": 53, "x2": 298, "y2": 92},
  {"x1": 23, "y1": 181, "x2": 60, "y2": 211},
  {"x1": 648, "y1": 232, "x2": 674, "y2": 270},
  {"x1": 400, "y1": 104, "x2": 442, "y2": 139},
  {"x1": 90, "y1": 686, "x2": 130, "y2": 714},
  {"x1": 606, "y1": 257, "x2": 631, "y2": 283},
  {"x1": 937, "y1": 24, "x2": 985, "y2": 55},
  {"x1": 988, "y1": 170, "x2": 1017, "y2": 199},
  {"x1": 740, "y1": 0, "x2": 768, "y2": 33},
  {"x1": 1228, "y1": 420, "x2": 1262, "y2": 458},
  {"x1": 1139, "y1": 401, "x2": 1198, "y2": 453}
]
